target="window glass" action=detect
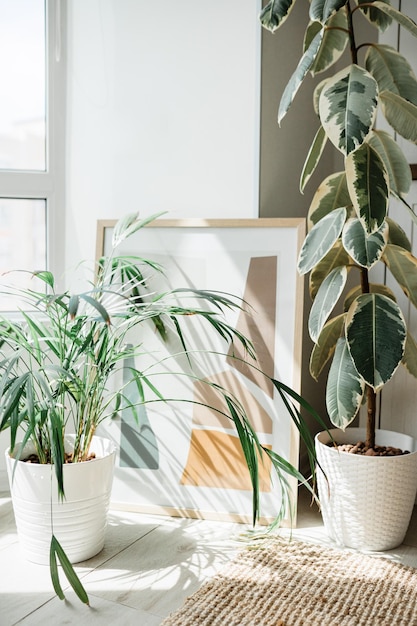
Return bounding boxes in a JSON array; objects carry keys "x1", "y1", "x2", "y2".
[
  {"x1": 0, "y1": 0, "x2": 46, "y2": 171},
  {"x1": 0, "y1": 198, "x2": 46, "y2": 310}
]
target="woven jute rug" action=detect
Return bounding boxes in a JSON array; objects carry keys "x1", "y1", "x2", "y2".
[{"x1": 161, "y1": 538, "x2": 417, "y2": 625}]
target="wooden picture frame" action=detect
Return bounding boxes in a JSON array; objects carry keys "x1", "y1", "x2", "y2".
[{"x1": 96, "y1": 218, "x2": 305, "y2": 525}]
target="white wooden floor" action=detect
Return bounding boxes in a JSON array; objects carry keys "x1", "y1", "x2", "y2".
[{"x1": 2, "y1": 488, "x2": 417, "y2": 626}]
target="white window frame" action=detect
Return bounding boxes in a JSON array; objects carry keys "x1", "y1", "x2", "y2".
[{"x1": 0, "y1": 0, "x2": 66, "y2": 287}]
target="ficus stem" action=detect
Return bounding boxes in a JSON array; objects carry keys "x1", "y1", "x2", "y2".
[
  {"x1": 360, "y1": 267, "x2": 376, "y2": 449},
  {"x1": 346, "y1": 1, "x2": 358, "y2": 65}
]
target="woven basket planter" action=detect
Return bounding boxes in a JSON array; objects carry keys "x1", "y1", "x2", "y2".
[
  {"x1": 5, "y1": 434, "x2": 116, "y2": 565},
  {"x1": 315, "y1": 428, "x2": 417, "y2": 551}
]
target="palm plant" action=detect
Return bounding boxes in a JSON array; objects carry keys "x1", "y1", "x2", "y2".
[
  {"x1": 1, "y1": 212, "x2": 320, "y2": 603},
  {"x1": 260, "y1": 1, "x2": 417, "y2": 449}
]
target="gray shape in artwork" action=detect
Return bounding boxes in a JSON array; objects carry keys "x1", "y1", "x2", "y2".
[{"x1": 119, "y1": 349, "x2": 159, "y2": 469}]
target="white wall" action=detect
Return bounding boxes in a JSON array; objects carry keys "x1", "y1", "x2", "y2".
[{"x1": 65, "y1": 0, "x2": 262, "y2": 274}]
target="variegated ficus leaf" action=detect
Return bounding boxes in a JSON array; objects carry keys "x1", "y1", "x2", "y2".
[
  {"x1": 304, "y1": 9, "x2": 348, "y2": 76},
  {"x1": 326, "y1": 336, "x2": 365, "y2": 429},
  {"x1": 386, "y1": 217, "x2": 412, "y2": 251},
  {"x1": 358, "y1": 0, "x2": 392, "y2": 32},
  {"x1": 346, "y1": 293, "x2": 406, "y2": 392},
  {"x1": 309, "y1": 313, "x2": 346, "y2": 381},
  {"x1": 308, "y1": 171, "x2": 351, "y2": 227},
  {"x1": 309, "y1": 266, "x2": 347, "y2": 342},
  {"x1": 366, "y1": 45, "x2": 417, "y2": 106},
  {"x1": 343, "y1": 282, "x2": 397, "y2": 312},
  {"x1": 368, "y1": 130, "x2": 412, "y2": 198},
  {"x1": 345, "y1": 143, "x2": 389, "y2": 234},
  {"x1": 383, "y1": 244, "x2": 417, "y2": 309},
  {"x1": 380, "y1": 91, "x2": 417, "y2": 143},
  {"x1": 303, "y1": 19, "x2": 321, "y2": 51},
  {"x1": 342, "y1": 217, "x2": 388, "y2": 268},
  {"x1": 259, "y1": 0, "x2": 296, "y2": 33},
  {"x1": 309, "y1": 0, "x2": 347, "y2": 24},
  {"x1": 278, "y1": 30, "x2": 324, "y2": 124},
  {"x1": 402, "y1": 332, "x2": 417, "y2": 379},
  {"x1": 309, "y1": 240, "x2": 351, "y2": 298},
  {"x1": 300, "y1": 126, "x2": 327, "y2": 192},
  {"x1": 313, "y1": 78, "x2": 329, "y2": 115},
  {"x1": 363, "y1": 2, "x2": 417, "y2": 38},
  {"x1": 319, "y1": 65, "x2": 378, "y2": 155},
  {"x1": 298, "y1": 207, "x2": 346, "y2": 275}
]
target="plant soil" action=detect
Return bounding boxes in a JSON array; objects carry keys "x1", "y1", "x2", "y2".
[
  {"x1": 329, "y1": 441, "x2": 410, "y2": 456},
  {"x1": 23, "y1": 452, "x2": 97, "y2": 464}
]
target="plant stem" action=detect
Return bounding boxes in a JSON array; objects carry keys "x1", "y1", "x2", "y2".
[
  {"x1": 360, "y1": 268, "x2": 376, "y2": 448},
  {"x1": 360, "y1": 267, "x2": 370, "y2": 294},
  {"x1": 346, "y1": 1, "x2": 358, "y2": 65},
  {"x1": 366, "y1": 385, "x2": 376, "y2": 449}
]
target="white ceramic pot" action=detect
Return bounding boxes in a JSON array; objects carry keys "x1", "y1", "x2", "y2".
[
  {"x1": 5, "y1": 434, "x2": 116, "y2": 565},
  {"x1": 315, "y1": 428, "x2": 417, "y2": 551}
]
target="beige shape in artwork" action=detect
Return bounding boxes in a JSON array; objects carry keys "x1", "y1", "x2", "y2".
[
  {"x1": 192, "y1": 370, "x2": 272, "y2": 435},
  {"x1": 226, "y1": 256, "x2": 277, "y2": 398}
]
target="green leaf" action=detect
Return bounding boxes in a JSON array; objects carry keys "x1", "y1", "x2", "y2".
[
  {"x1": 308, "y1": 171, "x2": 351, "y2": 226},
  {"x1": 49, "y1": 538, "x2": 65, "y2": 601},
  {"x1": 50, "y1": 536, "x2": 89, "y2": 604},
  {"x1": 271, "y1": 378, "x2": 329, "y2": 488},
  {"x1": 366, "y1": 45, "x2": 417, "y2": 106},
  {"x1": 300, "y1": 126, "x2": 328, "y2": 192},
  {"x1": 309, "y1": 0, "x2": 347, "y2": 23},
  {"x1": 326, "y1": 337, "x2": 365, "y2": 429},
  {"x1": 383, "y1": 244, "x2": 417, "y2": 309},
  {"x1": 346, "y1": 293, "x2": 406, "y2": 391},
  {"x1": 298, "y1": 207, "x2": 347, "y2": 275},
  {"x1": 358, "y1": 0, "x2": 392, "y2": 31},
  {"x1": 80, "y1": 293, "x2": 111, "y2": 324},
  {"x1": 342, "y1": 218, "x2": 388, "y2": 268},
  {"x1": 308, "y1": 9, "x2": 349, "y2": 75},
  {"x1": 368, "y1": 130, "x2": 412, "y2": 198},
  {"x1": 319, "y1": 65, "x2": 378, "y2": 155},
  {"x1": 363, "y1": 2, "x2": 417, "y2": 38},
  {"x1": 402, "y1": 332, "x2": 417, "y2": 379},
  {"x1": 310, "y1": 313, "x2": 346, "y2": 380},
  {"x1": 380, "y1": 91, "x2": 417, "y2": 143},
  {"x1": 345, "y1": 142, "x2": 389, "y2": 233},
  {"x1": 259, "y1": 0, "x2": 296, "y2": 32},
  {"x1": 309, "y1": 240, "x2": 351, "y2": 298},
  {"x1": 112, "y1": 211, "x2": 167, "y2": 249},
  {"x1": 33, "y1": 270, "x2": 55, "y2": 288},
  {"x1": 278, "y1": 30, "x2": 323, "y2": 125},
  {"x1": 68, "y1": 295, "x2": 80, "y2": 319},
  {"x1": 309, "y1": 266, "x2": 347, "y2": 342}
]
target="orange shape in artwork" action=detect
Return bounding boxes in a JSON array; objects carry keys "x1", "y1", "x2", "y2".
[{"x1": 180, "y1": 429, "x2": 272, "y2": 492}]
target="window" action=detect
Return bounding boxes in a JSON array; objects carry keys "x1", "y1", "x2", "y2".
[{"x1": 0, "y1": 0, "x2": 65, "y2": 309}]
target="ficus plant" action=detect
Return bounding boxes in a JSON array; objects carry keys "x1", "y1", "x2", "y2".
[{"x1": 260, "y1": 1, "x2": 417, "y2": 449}]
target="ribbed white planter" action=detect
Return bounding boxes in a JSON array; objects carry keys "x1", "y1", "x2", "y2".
[
  {"x1": 5, "y1": 434, "x2": 116, "y2": 565},
  {"x1": 316, "y1": 428, "x2": 417, "y2": 551}
]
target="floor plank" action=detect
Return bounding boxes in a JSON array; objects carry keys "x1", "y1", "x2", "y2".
[{"x1": 77, "y1": 516, "x2": 242, "y2": 619}]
